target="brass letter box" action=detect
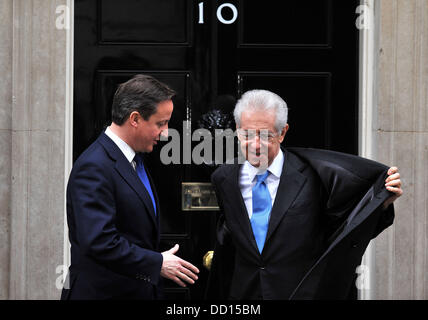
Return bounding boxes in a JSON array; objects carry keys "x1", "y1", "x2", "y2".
[{"x1": 182, "y1": 183, "x2": 219, "y2": 211}]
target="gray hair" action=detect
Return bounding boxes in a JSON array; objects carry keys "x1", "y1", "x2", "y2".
[{"x1": 233, "y1": 89, "x2": 288, "y2": 133}]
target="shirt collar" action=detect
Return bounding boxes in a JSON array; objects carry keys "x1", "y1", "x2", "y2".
[
  {"x1": 105, "y1": 127, "x2": 136, "y2": 163},
  {"x1": 268, "y1": 149, "x2": 284, "y2": 179},
  {"x1": 243, "y1": 149, "x2": 284, "y2": 182}
]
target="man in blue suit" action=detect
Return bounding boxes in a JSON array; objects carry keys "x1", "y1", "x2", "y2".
[{"x1": 61, "y1": 75, "x2": 199, "y2": 300}]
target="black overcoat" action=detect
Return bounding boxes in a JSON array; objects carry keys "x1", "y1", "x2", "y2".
[{"x1": 206, "y1": 147, "x2": 395, "y2": 300}]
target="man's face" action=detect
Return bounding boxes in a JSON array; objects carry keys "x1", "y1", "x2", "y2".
[
  {"x1": 134, "y1": 99, "x2": 173, "y2": 153},
  {"x1": 238, "y1": 109, "x2": 288, "y2": 169}
]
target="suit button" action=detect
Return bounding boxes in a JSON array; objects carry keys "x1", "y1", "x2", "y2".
[
  {"x1": 352, "y1": 243, "x2": 358, "y2": 248},
  {"x1": 260, "y1": 266, "x2": 265, "y2": 270}
]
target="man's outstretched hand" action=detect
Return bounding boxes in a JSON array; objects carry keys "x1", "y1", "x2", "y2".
[{"x1": 161, "y1": 244, "x2": 200, "y2": 287}]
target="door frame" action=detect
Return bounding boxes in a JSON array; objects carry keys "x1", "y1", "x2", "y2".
[
  {"x1": 63, "y1": 0, "x2": 74, "y2": 287},
  {"x1": 358, "y1": 0, "x2": 378, "y2": 300},
  {"x1": 63, "y1": 0, "x2": 377, "y2": 300}
]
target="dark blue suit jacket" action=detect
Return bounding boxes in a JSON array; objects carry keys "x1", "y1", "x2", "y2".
[{"x1": 61, "y1": 133, "x2": 163, "y2": 300}]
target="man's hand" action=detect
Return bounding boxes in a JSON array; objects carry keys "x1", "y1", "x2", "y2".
[
  {"x1": 161, "y1": 244, "x2": 200, "y2": 287},
  {"x1": 383, "y1": 166, "x2": 403, "y2": 209}
]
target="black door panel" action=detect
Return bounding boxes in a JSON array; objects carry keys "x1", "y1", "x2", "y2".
[{"x1": 74, "y1": 0, "x2": 359, "y2": 300}]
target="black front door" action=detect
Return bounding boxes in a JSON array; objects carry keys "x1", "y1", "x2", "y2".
[{"x1": 74, "y1": 0, "x2": 359, "y2": 300}]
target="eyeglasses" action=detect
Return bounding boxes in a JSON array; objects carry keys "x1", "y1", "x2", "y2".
[{"x1": 236, "y1": 129, "x2": 280, "y2": 142}]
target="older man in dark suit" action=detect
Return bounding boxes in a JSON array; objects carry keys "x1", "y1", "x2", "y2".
[
  {"x1": 206, "y1": 89, "x2": 402, "y2": 300},
  {"x1": 61, "y1": 75, "x2": 199, "y2": 300}
]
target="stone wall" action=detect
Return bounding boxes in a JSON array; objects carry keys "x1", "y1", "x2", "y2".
[
  {"x1": 373, "y1": 0, "x2": 428, "y2": 299},
  {"x1": 1, "y1": 0, "x2": 68, "y2": 299},
  {"x1": 0, "y1": 0, "x2": 13, "y2": 301}
]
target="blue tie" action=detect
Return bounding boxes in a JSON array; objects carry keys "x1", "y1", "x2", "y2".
[
  {"x1": 134, "y1": 154, "x2": 157, "y2": 215},
  {"x1": 251, "y1": 171, "x2": 271, "y2": 253}
]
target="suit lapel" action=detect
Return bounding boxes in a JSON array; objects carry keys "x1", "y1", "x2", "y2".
[
  {"x1": 265, "y1": 151, "x2": 307, "y2": 244},
  {"x1": 221, "y1": 164, "x2": 260, "y2": 254},
  {"x1": 98, "y1": 133, "x2": 158, "y2": 230},
  {"x1": 221, "y1": 151, "x2": 308, "y2": 255}
]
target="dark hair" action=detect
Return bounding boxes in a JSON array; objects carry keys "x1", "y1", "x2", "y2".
[{"x1": 111, "y1": 74, "x2": 176, "y2": 125}]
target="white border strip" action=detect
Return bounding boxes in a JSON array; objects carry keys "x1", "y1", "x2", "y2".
[
  {"x1": 358, "y1": 0, "x2": 377, "y2": 300},
  {"x1": 63, "y1": 0, "x2": 74, "y2": 278}
]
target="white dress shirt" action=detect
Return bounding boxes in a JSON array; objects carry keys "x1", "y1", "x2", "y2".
[
  {"x1": 239, "y1": 150, "x2": 284, "y2": 219},
  {"x1": 105, "y1": 127, "x2": 136, "y2": 168}
]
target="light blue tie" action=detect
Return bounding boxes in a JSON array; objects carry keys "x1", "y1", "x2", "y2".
[
  {"x1": 134, "y1": 154, "x2": 157, "y2": 215},
  {"x1": 251, "y1": 171, "x2": 271, "y2": 253}
]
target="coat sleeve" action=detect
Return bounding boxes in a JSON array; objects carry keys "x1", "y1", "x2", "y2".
[
  {"x1": 68, "y1": 160, "x2": 163, "y2": 283},
  {"x1": 205, "y1": 171, "x2": 235, "y2": 300},
  {"x1": 287, "y1": 148, "x2": 397, "y2": 245}
]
